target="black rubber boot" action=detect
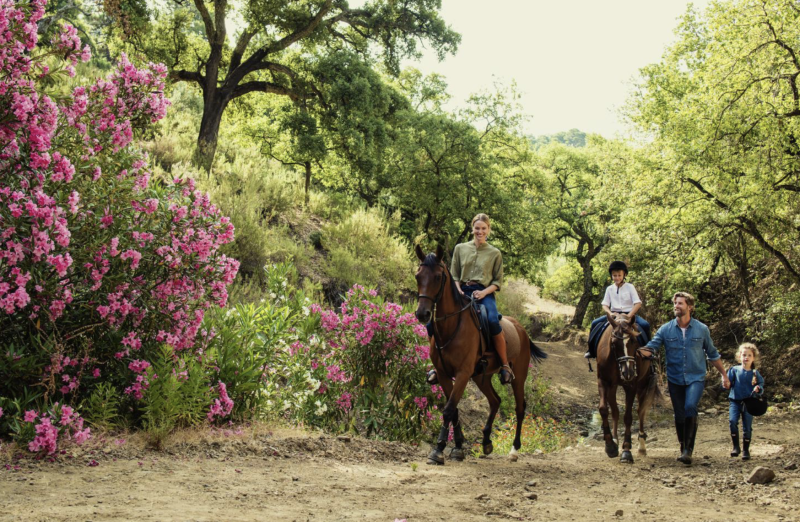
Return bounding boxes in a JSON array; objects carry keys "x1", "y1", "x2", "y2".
[
  {"x1": 678, "y1": 416, "x2": 698, "y2": 465},
  {"x1": 674, "y1": 419, "x2": 685, "y2": 461},
  {"x1": 730, "y1": 432, "x2": 740, "y2": 457},
  {"x1": 742, "y1": 437, "x2": 751, "y2": 460}
]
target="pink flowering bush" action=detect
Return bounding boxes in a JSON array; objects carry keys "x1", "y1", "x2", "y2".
[
  {"x1": 199, "y1": 266, "x2": 439, "y2": 441},
  {"x1": 0, "y1": 0, "x2": 238, "y2": 445},
  {"x1": 306, "y1": 285, "x2": 440, "y2": 440},
  {"x1": 11, "y1": 403, "x2": 91, "y2": 456}
]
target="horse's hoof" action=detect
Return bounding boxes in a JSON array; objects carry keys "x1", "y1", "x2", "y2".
[
  {"x1": 638, "y1": 448, "x2": 647, "y2": 456},
  {"x1": 508, "y1": 448, "x2": 519, "y2": 462},
  {"x1": 483, "y1": 442, "x2": 494, "y2": 456},
  {"x1": 449, "y1": 448, "x2": 465, "y2": 461},
  {"x1": 605, "y1": 444, "x2": 619, "y2": 459},
  {"x1": 620, "y1": 451, "x2": 634, "y2": 464},
  {"x1": 427, "y1": 449, "x2": 445, "y2": 465}
]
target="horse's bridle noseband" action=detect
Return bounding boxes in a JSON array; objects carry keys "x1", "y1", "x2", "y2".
[{"x1": 611, "y1": 324, "x2": 638, "y2": 382}]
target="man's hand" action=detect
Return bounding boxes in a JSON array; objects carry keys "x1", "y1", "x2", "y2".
[{"x1": 722, "y1": 375, "x2": 731, "y2": 389}]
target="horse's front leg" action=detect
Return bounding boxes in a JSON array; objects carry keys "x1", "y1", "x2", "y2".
[
  {"x1": 427, "y1": 370, "x2": 471, "y2": 465},
  {"x1": 598, "y1": 380, "x2": 618, "y2": 458},
  {"x1": 474, "y1": 376, "x2": 501, "y2": 456},
  {"x1": 620, "y1": 386, "x2": 635, "y2": 464},
  {"x1": 609, "y1": 387, "x2": 620, "y2": 445}
]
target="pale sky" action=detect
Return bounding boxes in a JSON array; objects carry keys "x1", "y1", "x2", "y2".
[{"x1": 403, "y1": 0, "x2": 712, "y2": 138}]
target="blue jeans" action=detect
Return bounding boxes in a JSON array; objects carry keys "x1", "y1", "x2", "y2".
[
  {"x1": 729, "y1": 400, "x2": 753, "y2": 438},
  {"x1": 668, "y1": 380, "x2": 704, "y2": 420},
  {"x1": 426, "y1": 284, "x2": 502, "y2": 336}
]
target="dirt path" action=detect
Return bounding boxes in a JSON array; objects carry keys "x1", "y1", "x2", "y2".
[{"x1": 2, "y1": 340, "x2": 799, "y2": 522}]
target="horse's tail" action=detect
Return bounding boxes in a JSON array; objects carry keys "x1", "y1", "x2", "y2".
[
  {"x1": 640, "y1": 366, "x2": 663, "y2": 411},
  {"x1": 508, "y1": 317, "x2": 547, "y2": 363}
]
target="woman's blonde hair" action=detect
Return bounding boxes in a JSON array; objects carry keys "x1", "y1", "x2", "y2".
[
  {"x1": 471, "y1": 213, "x2": 491, "y2": 228},
  {"x1": 737, "y1": 342, "x2": 761, "y2": 383}
]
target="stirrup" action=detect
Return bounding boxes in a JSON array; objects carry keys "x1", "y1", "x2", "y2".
[
  {"x1": 584, "y1": 351, "x2": 593, "y2": 359},
  {"x1": 499, "y1": 365, "x2": 515, "y2": 384},
  {"x1": 426, "y1": 369, "x2": 439, "y2": 385}
]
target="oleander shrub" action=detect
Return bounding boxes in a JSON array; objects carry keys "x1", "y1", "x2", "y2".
[{"x1": 0, "y1": 0, "x2": 238, "y2": 453}]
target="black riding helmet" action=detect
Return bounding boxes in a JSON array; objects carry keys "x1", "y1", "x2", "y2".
[{"x1": 608, "y1": 261, "x2": 628, "y2": 276}]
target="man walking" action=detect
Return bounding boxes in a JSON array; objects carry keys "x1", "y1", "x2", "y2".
[{"x1": 643, "y1": 292, "x2": 731, "y2": 465}]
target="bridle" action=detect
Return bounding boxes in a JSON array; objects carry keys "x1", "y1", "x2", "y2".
[
  {"x1": 416, "y1": 262, "x2": 479, "y2": 351},
  {"x1": 610, "y1": 319, "x2": 638, "y2": 383}
]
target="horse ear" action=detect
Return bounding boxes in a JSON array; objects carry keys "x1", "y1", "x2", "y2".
[
  {"x1": 607, "y1": 312, "x2": 618, "y2": 328},
  {"x1": 435, "y1": 244, "x2": 444, "y2": 262},
  {"x1": 415, "y1": 244, "x2": 425, "y2": 262}
]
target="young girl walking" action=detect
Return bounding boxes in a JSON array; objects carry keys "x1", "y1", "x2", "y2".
[{"x1": 727, "y1": 343, "x2": 765, "y2": 460}]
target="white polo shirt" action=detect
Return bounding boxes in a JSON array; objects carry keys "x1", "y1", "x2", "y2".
[{"x1": 601, "y1": 282, "x2": 641, "y2": 313}]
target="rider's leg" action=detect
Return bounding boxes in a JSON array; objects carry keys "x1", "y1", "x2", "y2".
[
  {"x1": 586, "y1": 316, "x2": 607, "y2": 358},
  {"x1": 482, "y1": 292, "x2": 513, "y2": 384}
]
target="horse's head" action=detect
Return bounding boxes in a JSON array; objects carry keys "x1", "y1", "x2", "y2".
[
  {"x1": 607, "y1": 312, "x2": 641, "y2": 383},
  {"x1": 414, "y1": 244, "x2": 447, "y2": 324}
]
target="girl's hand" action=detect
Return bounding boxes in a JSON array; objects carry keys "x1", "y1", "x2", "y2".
[{"x1": 754, "y1": 385, "x2": 761, "y2": 393}]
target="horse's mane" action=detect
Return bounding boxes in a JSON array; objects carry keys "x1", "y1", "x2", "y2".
[{"x1": 421, "y1": 253, "x2": 467, "y2": 305}]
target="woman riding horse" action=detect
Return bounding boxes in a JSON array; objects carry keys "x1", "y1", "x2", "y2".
[{"x1": 426, "y1": 213, "x2": 513, "y2": 385}]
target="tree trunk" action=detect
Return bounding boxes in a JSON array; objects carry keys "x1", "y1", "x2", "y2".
[
  {"x1": 304, "y1": 161, "x2": 312, "y2": 207},
  {"x1": 571, "y1": 258, "x2": 596, "y2": 327},
  {"x1": 194, "y1": 93, "x2": 228, "y2": 172}
]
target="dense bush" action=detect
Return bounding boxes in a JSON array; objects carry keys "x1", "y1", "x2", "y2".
[
  {"x1": 0, "y1": 0, "x2": 238, "y2": 453},
  {"x1": 322, "y1": 208, "x2": 415, "y2": 298},
  {"x1": 199, "y1": 265, "x2": 440, "y2": 441}
]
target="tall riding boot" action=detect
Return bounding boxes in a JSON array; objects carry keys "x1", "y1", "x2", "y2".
[
  {"x1": 493, "y1": 333, "x2": 514, "y2": 384},
  {"x1": 730, "y1": 431, "x2": 740, "y2": 457},
  {"x1": 674, "y1": 419, "x2": 685, "y2": 461},
  {"x1": 425, "y1": 337, "x2": 439, "y2": 385},
  {"x1": 678, "y1": 416, "x2": 698, "y2": 465},
  {"x1": 742, "y1": 437, "x2": 751, "y2": 460}
]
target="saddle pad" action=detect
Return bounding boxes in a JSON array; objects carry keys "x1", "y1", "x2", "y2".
[{"x1": 499, "y1": 318, "x2": 520, "y2": 360}]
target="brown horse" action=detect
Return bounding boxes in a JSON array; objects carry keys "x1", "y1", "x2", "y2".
[
  {"x1": 596, "y1": 312, "x2": 661, "y2": 463},
  {"x1": 414, "y1": 245, "x2": 547, "y2": 465}
]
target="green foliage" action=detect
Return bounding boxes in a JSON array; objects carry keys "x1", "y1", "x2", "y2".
[
  {"x1": 489, "y1": 414, "x2": 578, "y2": 455},
  {"x1": 528, "y1": 129, "x2": 587, "y2": 149},
  {"x1": 494, "y1": 278, "x2": 533, "y2": 331},
  {"x1": 491, "y1": 374, "x2": 555, "y2": 421},
  {"x1": 140, "y1": 346, "x2": 211, "y2": 447},
  {"x1": 321, "y1": 208, "x2": 415, "y2": 297},
  {"x1": 542, "y1": 262, "x2": 583, "y2": 305},
  {"x1": 80, "y1": 383, "x2": 123, "y2": 430}
]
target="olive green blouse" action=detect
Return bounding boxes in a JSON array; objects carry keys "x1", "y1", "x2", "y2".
[{"x1": 450, "y1": 241, "x2": 504, "y2": 291}]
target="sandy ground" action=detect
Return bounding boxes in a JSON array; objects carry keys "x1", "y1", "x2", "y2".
[{"x1": 2, "y1": 339, "x2": 799, "y2": 522}]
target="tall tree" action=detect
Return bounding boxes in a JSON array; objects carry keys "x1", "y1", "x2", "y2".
[
  {"x1": 535, "y1": 139, "x2": 631, "y2": 327},
  {"x1": 626, "y1": 0, "x2": 800, "y2": 286},
  {"x1": 110, "y1": 0, "x2": 459, "y2": 171}
]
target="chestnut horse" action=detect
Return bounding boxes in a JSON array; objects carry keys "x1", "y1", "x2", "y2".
[
  {"x1": 596, "y1": 313, "x2": 661, "y2": 463},
  {"x1": 414, "y1": 245, "x2": 547, "y2": 465}
]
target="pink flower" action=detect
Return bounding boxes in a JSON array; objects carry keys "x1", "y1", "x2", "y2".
[{"x1": 24, "y1": 410, "x2": 38, "y2": 422}]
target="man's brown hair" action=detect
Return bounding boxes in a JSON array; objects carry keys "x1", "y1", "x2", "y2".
[{"x1": 672, "y1": 291, "x2": 695, "y2": 308}]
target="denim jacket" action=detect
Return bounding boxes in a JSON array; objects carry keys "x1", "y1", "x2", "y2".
[
  {"x1": 644, "y1": 318, "x2": 720, "y2": 385},
  {"x1": 727, "y1": 366, "x2": 765, "y2": 401}
]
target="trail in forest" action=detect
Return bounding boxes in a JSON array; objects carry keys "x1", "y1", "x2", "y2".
[{"x1": 2, "y1": 339, "x2": 799, "y2": 522}]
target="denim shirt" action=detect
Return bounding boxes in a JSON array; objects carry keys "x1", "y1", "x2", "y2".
[
  {"x1": 727, "y1": 366, "x2": 765, "y2": 400},
  {"x1": 644, "y1": 318, "x2": 720, "y2": 385}
]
